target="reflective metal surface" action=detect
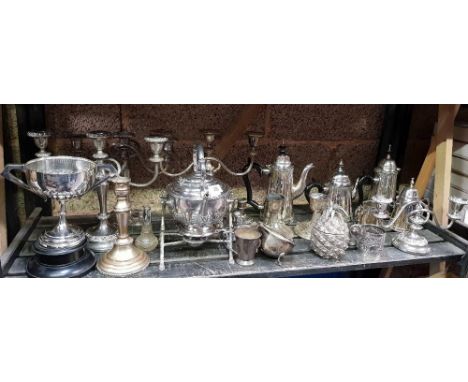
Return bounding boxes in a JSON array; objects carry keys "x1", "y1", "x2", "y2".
[
  {"x1": 135, "y1": 206, "x2": 159, "y2": 252},
  {"x1": 97, "y1": 177, "x2": 150, "y2": 276},
  {"x1": 27, "y1": 131, "x2": 51, "y2": 157},
  {"x1": 1, "y1": 156, "x2": 110, "y2": 250},
  {"x1": 86, "y1": 131, "x2": 121, "y2": 252},
  {"x1": 165, "y1": 145, "x2": 231, "y2": 241},
  {"x1": 294, "y1": 192, "x2": 326, "y2": 240},
  {"x1": 350, "y1": 224, "x2": 385, "y2": 258},
  {"x1": 309, "y1": 203, "x2": 350, "y2": 259},
  {"x1": 234, "y1": 226, "x2": 261, "y2": 266},
  {"x1": 329, "y1": 160, "x2": 353, "y2": 220}
]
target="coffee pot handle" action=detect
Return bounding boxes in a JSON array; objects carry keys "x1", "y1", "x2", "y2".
[
  {"x1": 352, "y1": 175, "x2": 375, "y2": 204},
  {"x1": 242, "y1": 158, "x2": 264, "y2": 210},
  {"x1": 104, "y1": 158, "x2": 122, "y2": 176},
  {"x1": 1, "y1": 164, "x2": 46, "y2": 200},
  {"x1": 304, "y1": 181, "x2": 324, "y2": 204}
]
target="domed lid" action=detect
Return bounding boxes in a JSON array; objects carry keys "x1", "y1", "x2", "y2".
[
  {"x1": 275, "y1": 145, "x2": 292, "y2": 167},
  {"x1": 377, "y1": 145, "x2": 399, "y2": 174},
  {"x1": 331, "y1": 160, "x2": 351, "y2": 188},
  {"x1": 167, "y1": 172, "x2": 230, "y2": 200},
  {"x1": 397, "y1": 178, "x2": 419, "y2": 204}
]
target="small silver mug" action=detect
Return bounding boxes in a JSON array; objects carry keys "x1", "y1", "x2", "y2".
[{"x1": 234, "y1": 227, "x2": 262, "y2": 266}]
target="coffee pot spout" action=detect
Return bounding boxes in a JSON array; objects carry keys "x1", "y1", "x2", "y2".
[{"x1": 292, "y1": 162, "x2": 314, "y2": 199}]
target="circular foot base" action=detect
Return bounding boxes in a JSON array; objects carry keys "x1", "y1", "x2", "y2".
[
  {"x1": 97, "y1": 244, "x2": 150, "y2": 276},
  {"x1": 86, "y1": 233, "x2": 117, "y2": 253},
  {"x1": 235, "y1": 258, "x2": 255, "y2": 266},
  {"x1": 27, "y1": 248, "x2": 96, "y2": 278}
]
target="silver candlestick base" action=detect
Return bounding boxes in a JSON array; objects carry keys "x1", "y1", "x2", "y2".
[
  {"x1": 86, "y1": 215, "x2": 117, "y2": 253},
  {"x1": 97, "y1": 177, "x2": 150, "y2": 276}
]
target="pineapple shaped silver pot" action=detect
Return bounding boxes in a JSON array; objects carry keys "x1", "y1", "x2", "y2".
[{"x1": 310, "y1": 203, "x2": 350, "y2": 259}]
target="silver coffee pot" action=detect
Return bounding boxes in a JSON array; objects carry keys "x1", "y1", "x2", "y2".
[
  {"x1": 354, "y1": 146, "x2": 400, "y2": 219},
  {"x1": 328, "y1": 160, "x2": 353, "y2": 221},
  {"x1": 244, "y1": 145, "x2": 314, "y2": 224}
]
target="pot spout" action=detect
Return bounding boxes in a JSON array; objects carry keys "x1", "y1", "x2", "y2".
[{"x1": 292, "y1": 162, "x2": 314, "y2": 199}]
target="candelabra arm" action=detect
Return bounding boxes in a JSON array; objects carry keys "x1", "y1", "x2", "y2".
[
  {"x1": 111, "y1": 143, "x2": 155, "y2": 174},
  {"x1": 160, "y1": 163, "x2": 194, "y2": 177},
  {"x1": 204, "y1": 156, "x2": 254, "y2": 176},
  {"x1": 431, "y1": 210, "x2": 456, "y2": 229},
  {"x1": 379, "y1": 200, "x2": 428, "y2": 229},
  {"x1": 130, "y1": 163, "x2": 160, "y2": 188}
]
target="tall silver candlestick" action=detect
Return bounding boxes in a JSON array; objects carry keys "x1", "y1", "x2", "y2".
[{"x1": 86, "y1": 131, "x2": 121, "y2": 252}]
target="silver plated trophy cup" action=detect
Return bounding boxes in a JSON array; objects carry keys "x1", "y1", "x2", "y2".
[{"x1": 1, "y1": 156, "x2": 118, "y2": 277}]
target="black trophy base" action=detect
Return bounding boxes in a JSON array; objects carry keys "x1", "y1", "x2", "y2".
[{"x1": 27, "y1": 241, "x2": 96, "y2": 278}]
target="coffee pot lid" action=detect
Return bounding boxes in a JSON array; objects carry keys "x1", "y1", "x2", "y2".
[
  {"x1": 377, "y1": 145, "x2": 399, "y2": 174},
  {"x1": 331, "y1": 160, "x2": 351, "y2": 188},
  {"x1": 275, "y1": 145, "x2": 292, "y2": 166}
]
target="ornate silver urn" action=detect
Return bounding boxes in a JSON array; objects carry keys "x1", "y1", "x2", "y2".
[{"x1": 165, "y1": 145, "x2": 232, "y2": 242}]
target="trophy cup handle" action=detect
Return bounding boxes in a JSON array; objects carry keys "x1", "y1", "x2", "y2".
[
  {"x1": 87, "y1": 162, "x2": 120, "y2": 193},
  {"x1": 1, "y1": 164, "x2": 46, "y2": 200},
  {"x1": 104, "y1": 158, "x2": 122, "y2": 176}
]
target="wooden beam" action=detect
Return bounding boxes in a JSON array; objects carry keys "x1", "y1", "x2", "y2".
[
  {"x1": 429, "y1": 261, "x2": 447, "y2": 278},
  {"x1": 415, "y1": 134, "x2": 437, "y2": 197},
  {"x1": 0, "y1": 106, "x2": 7, "y2": 254},
  {"x1": 214, "y1": 105, "x2": 263, "y2": 159},
  {"x1": 433, "y1": 104, "x2": 460, "y2": 227}
]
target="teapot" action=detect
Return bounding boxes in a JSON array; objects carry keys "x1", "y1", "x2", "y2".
[{"x1": 243, "y1": 145, "x2": 314, "y2": 224}]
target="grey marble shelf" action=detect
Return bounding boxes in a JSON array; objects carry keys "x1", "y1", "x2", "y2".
[{"x1": 2, "y1": 207, "x2": 467, "y2": 278}]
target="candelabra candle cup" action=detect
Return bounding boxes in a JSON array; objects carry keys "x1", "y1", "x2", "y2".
[
  {"x1": 234, "y1": 227, "x2": 262, "y2": 266},
  {"x1": 448, "y1": 196, "x2": 468, "y2": 221},
  {"x1": 350, "y1": 224, "x2": 385, "y2": 260},
  {"x1": 27, "y1": 131, "x2": 51, "y2": 157}
]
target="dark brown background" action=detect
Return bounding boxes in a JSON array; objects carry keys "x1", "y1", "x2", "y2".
[{"x1": 44, "y1": 104, "x2": 440, "y2": 189}]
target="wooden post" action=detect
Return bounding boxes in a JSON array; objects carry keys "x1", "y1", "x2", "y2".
[
  {"x1": 415, "y1": 134, "x2": 437, "y2": 197},
  {"x1": 0, "y1": 106, "x2": 7, "y2": 254},
  {"x1": 214, "y1": 105, "x2": 263, "y2": 160},
  {"x1": 433, "y1": 104, "x2": 460, "y2": 227}
]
